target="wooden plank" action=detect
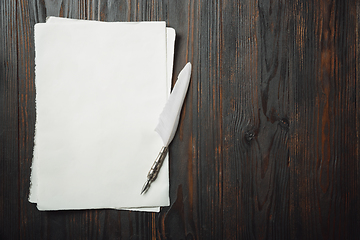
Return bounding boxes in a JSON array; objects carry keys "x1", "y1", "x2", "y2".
[
  {"x1": 0, "y1": 1, "x2": 20, "y2": 239},
  {"x1": 16, "y1": 0, "x2": 44, "y2": 239},
  {"x1": 221, "y1": 0, "x2": 292, "y2": 239},
  {"x1": 159, "y1": 0, "x2": 201, "y2": 238},
  {"x1": 290, "y1": 0, "x2": 358, "y2": 239},
  {"x1": 186, "y1": 0, "x2": 224, "y2": 238},
  {"x1": 357, "y1": 1, "x2": 360, "y2": 239},
  {"x1": 332, "y1": 2, "x2": 358, "y2": 237},
  {"x1": 221, "y1": 0, "x2": 250, "y2": 238}
]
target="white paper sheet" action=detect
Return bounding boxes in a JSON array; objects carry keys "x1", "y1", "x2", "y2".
[{"x1": 29, "y1": 17, "x2": 175, "y2": 211}]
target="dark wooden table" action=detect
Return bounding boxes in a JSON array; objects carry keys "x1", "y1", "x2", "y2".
[{"x1": 1, "y1": 0, "x2": 359, "y2": 239}]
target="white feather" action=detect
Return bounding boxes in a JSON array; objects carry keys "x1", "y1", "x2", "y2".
[{"x1": 155, "y1": 62, "x2": 192, "y2": 146}]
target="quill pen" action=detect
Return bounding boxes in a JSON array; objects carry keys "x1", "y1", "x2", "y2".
[{"x1": 141, "y1": 62, "x2": 192, "y2": 194}]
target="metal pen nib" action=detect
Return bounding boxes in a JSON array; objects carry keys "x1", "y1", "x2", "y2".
[
  {"x1": 140, "y1": 146, "x2": 168, "y2": 194},
  {"x1": 141, "y1": 179, "x2": 151, "y2": 195}
]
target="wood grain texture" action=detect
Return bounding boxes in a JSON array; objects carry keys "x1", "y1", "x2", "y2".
[
  {"x1": 0, "y1": 0, "x2": 359, "y2": 239},
  {"x1": 357, "y1": 1, "x2": 360, "y2": 239},
  {"x1": 0, "y1": 1, "x2": 20, "y2": 239},
  {"x1": 290, "y1": 1, "x2": 358, "y2": 239},
  {"x1": 220, "y1": 1, "x2": 292, "y2": 239}
]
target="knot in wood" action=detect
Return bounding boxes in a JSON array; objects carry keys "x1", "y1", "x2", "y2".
[
  {"x1": 245, "y1": 131, "x2": 255, "y2": 143},
  {"x1": 279, "y1": 118, "x2": 289, "y2": 131}
]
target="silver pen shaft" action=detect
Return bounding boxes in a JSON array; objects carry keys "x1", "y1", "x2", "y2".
[{"x1": 141, "y1": 146, "x2": 168, "y2": 194}]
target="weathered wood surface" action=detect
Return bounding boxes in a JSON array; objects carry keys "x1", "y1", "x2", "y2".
[{"x1": 0, "y1": 0, "x2": 359, "y2": 239}]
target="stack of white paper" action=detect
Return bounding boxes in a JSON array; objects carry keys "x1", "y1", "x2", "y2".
[{"x1": 29, "y1": 17, "x2": 176, "y2": 212}]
